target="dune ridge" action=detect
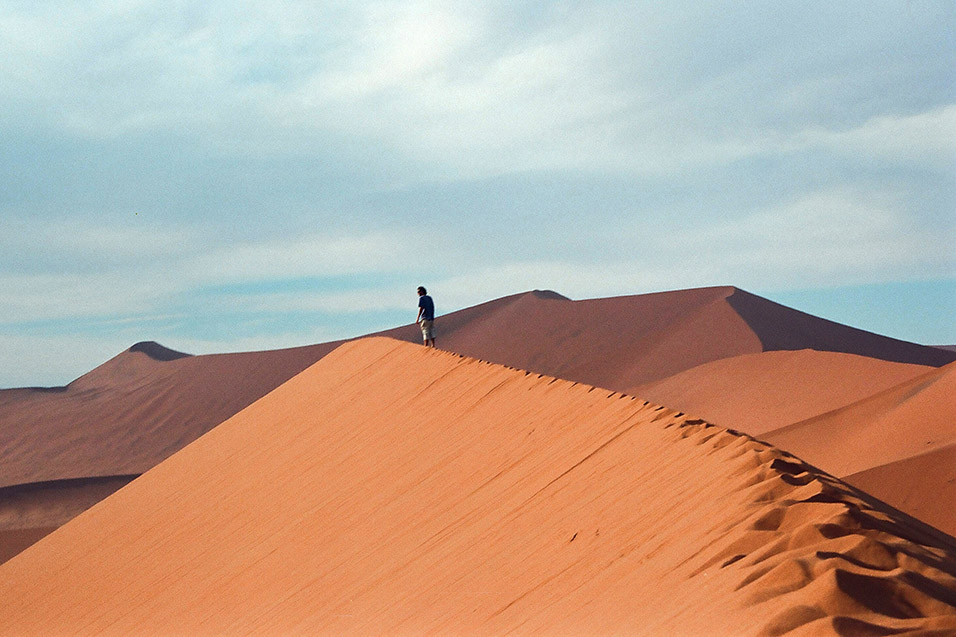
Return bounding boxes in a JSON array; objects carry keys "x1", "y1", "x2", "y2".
[
  {"x1": 1, "y1": 338, "x2": 953, "y2": 635},
  {"x1": 380, "y1": 287, "x2": 955, "y2": 387}
]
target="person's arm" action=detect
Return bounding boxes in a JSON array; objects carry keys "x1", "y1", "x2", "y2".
[{"x1": 416, "y1": 305, "x2": 423, "y2": 324}]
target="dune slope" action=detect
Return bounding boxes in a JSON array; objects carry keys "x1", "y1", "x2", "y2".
[
  {"x1": 765, "y1": 362, "x2": 956, "y2": 478},
  {"x1": 2, "y1": 338, "x2": 954, "y2": 635},
  {"x1": 631, "y1": 350, "x2": 932, "y2": 436},
  {"x1": 380, "y1": 287, "x2": 954, "y2": 392},
  {"x1": 848, "y1": 445, "x2": 956, "y2": 538},
  {"x1": 0, "y1": 341, "x2": 340, "y2": 487},
  {"x1": 1, "y1": 286, "x2": 951, "y2": 565},
  {"x1": 763, "y1": 362, "x2": 956, "y2": 536}
]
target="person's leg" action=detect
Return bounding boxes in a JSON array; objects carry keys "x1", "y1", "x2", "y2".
[{"x1": 421, "y1": 320, "x2": 434, "y2": 346}]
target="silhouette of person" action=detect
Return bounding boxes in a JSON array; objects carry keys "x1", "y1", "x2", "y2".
[{"x1": 416, "y1": 286, "x2": 436, "y2": 347}]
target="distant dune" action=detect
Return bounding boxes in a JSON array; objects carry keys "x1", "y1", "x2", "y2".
[
  {"x1": 1, "y1": 286, "x2": 953, "y2": 562},
  {"x1": 764, "y1": 362, "x2": 956, "y2": 533},
  {"x1": 630, "y1": 350, "x2": 932, "y2": 435},
  {"x1": 0, "y1": 340, "x2": 340, "y2": 561},
  {"x1": 765, "y1": 362, "x2": 956, "y2": 477},
  {"x1": 377, "y1": 286, "x2": 954, "y2": 390},
  {"x1": 0, "y1": 340, "x2": 340, "y2": 488},
  {"x1": 847, "y1": 445, "x2": 956, "y2": 540},
  {"x1": 2, "y1": 339, "x2": 954, "y2": 635},
  {"x1": 0, "y1": 476, "x2": 133, "y2": 563}
]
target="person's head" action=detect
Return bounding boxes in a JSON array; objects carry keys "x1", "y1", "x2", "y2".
[{"x1": 417, "y1": 286, "x2": 427, "y2": 296}]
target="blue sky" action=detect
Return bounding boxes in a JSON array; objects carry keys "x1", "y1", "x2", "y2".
[{"x1": 1, "y1": 1, "x2": 954, "y2": 387}]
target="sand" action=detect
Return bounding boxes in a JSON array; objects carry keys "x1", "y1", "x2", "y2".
[
  {"x1": 378, "y1": 287, "x2": 954, "y2": 391},
  {"x1": 847, "y1": 445, "x2": 956, "y2": 539},
  {"x1": 763, "y1": 362, "x2": 956, "y2": 536},
  {"x1": 1, "y1": 286, "x2": 953, "y2": 564},
  {"x1": 0, "y1": 341, "x2": 340, "y2": 488},
  {"x1": 631, "y1": 350, "x2": 932, "y2": 436},
  {"x1": 1, "y1": 338, "x2": 954, "y2": 635},
  {"x1": 765, "y1": 362, "x2": 956, "y2": 477},
  {"x1": 0, "y1": 476, "x2": 135, "y2": 563}
]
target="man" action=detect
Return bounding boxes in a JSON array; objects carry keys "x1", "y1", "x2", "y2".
[{"x1": 416, "y1": 286, "x2": 436, "y2": 347}]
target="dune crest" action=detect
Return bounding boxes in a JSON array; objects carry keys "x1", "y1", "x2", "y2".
[{"x1": 2, "y1": 338, "x2": 953, "y2": 634}]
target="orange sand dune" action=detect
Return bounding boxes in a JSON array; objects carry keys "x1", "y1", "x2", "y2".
[
  {"x1": 0, "y1": 340, "x2": 338, "y2": 562},
  {"x1": 2, "y1": 338, "x2": 954, "y2": 635},
  {"x1": 1, "y1": 286, "x2": 952, "y2": 565},
  {"x1": 764, "y1": 362, "x2": 956, "y2": 534},
  {"x1": 0, "y1": 340, "x2": 340, "y2": 487},
  {"x1": 765, "y1": 362, "x2": 956, "y2": 477},
  {"x1": 848, "y1": 445, "x2": 956, "y2": 540},
  {"x1": 3, "y1": 287, "x2": 949, "y2": 489},
  {"x1": 631, "y1": 350, "x2": 932, "y2": 436}
]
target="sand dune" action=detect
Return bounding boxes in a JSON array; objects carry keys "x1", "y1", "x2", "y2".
[
  {"x1": 2, "y1": 288, "x2": 949, "y2": 488},
  {"x1": 765, "y1": 362, "x2": 956, "y2": 478},
  {"x1": 379, "y1": 286, "x2": 954, "y2": 391},
  {"x1": 631, "y1": 350, "x2": 932, "y2": 436},
  {"x1": 0, "y1": 476, "x2": 134, "y2": 563},
  {"x1": 762, "y1": 362, "x2": 956, "y2": 535},
  {"x1": 1, "y1": 338, "x2": 954, "y2": 635},
  {"x1": 0, "y1": 340, "x2": 338, "y2": 562},
  {"x1": 0, "y1": 340, "x2": 339, "y2": 487},
  {"x1": 848, "y1": 445, "x2": 956, "y2": 540},
  {"x1": 1, "y1": 286, "x2": 952, "y2": 565}
]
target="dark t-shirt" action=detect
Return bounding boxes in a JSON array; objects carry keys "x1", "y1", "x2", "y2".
[{"x1": 418, "y1": 295, "x2": 435, "y2": 321}]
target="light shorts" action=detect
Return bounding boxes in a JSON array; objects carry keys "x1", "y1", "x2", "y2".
[{"x1": 420, "y1": 319, "x2": 435, "y2": 340}]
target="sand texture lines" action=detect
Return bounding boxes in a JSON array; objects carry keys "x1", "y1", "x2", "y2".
[{"x1": 1, "y1": 338, "x2": 954, "y2": 635}]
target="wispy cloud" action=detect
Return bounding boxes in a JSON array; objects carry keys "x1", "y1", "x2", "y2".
[
  {"x1": 795, "y1": 105, "x2": 956, "y2": 164},
  {"x1": 1, "y1": 219, "x2": 416, "y2": 324}
]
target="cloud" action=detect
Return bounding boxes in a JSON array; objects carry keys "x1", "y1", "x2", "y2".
[
  {"x1": 417, "y1": 186, "x2": 955, "y2": 306},
  {"x1": 183, "y1": 231, "x2": 414, "y2": 285},
  {"x1": 3, "y1": 2, "x2": 952, "y2": 180},
  {"x1": 0, "y1": 218, "x2": 416, "y2": 324},
  {"x1": 690, "y1": 188, "x2": 954, "y2": 288},
  {"x1": 795, "y1": 105, "x2": 956, "y2": 164}
]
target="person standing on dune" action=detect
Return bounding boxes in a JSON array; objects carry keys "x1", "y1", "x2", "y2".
[{"x1": 416, "y1": 286, "x2": 436, "y2": 347}]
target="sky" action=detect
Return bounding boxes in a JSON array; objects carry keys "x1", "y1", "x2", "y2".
[{"x1": 1, "y1": 0, "x2": 954, "y2": 387}]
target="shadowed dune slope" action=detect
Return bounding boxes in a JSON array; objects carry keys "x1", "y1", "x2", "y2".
[
  {"x1": 631, "y1": 350, "x2": 932, "y2": 436},
  {"x1": 2, "y1": 338, "x2": 955, "y2": 635},
  {"x1": 0, "y1": 476, "x2": 134, "y2": 563}
]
